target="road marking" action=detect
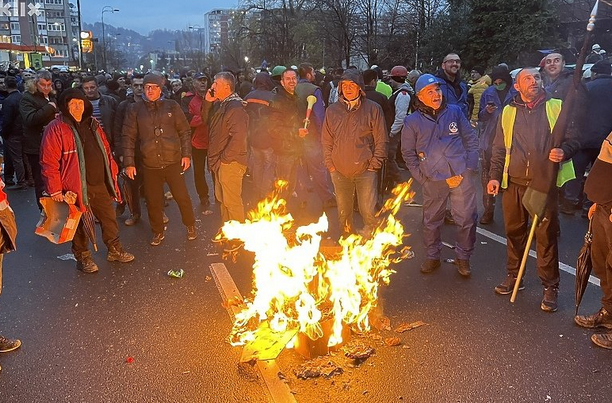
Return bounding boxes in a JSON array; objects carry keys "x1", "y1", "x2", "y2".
[
  {"x1": 210, "y1": 263, "x2": 297, "y2": 403},
  {"x1": 476, "y1": 227, "x2": 600, "y2": 287}
]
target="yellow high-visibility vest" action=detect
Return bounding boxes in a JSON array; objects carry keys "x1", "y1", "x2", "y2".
[{"x1": 500, "y1": 98, "x2": 575, "y2": 189}]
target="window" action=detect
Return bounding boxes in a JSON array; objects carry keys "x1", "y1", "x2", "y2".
[
  {"x1": 11, "y1": 35, "x2": 20, "y2": 44},
  {"x1": 40, "y1": 36, "x2": 48, "y2": 45},
  {"x1": 10, "y1": 22, "x2": 19, "y2": 31}
]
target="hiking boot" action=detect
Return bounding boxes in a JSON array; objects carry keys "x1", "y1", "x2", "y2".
[
  {"x1": 456, "y1": 259, "x2": 471, "y2": 277},
  {"x1": 187, "y1": 225, "x2": 197, "y2": 241},
  {"x1": 420, "y1": 259, "x2": 441, "y2": 274},
  {"x1": 591, "y1": 332, "x2": 612, "y2": 349},
  {"x1": 575, "y1": 308, "x2": 612, "y2": 329},
  {"x1": 107, "y1": 244, "x2": 135, "y2": 263},
  {"x1": 76, "y1": 251, "x2": 99, "y2": 273},
  {"x1": 162, "y1": 212, "x2": 169, "y2": 224},
  {"x1": 494, "y1": 274, "x2": 525, "y2": 295},
  {"x1": 124, "y1": 214, "x2": 140, "y2": 226},
  {"x1": 150, "y1": 232, "x2": 165, "y2": 246},
  {"x1": 0, "y1": 335, "x2": 21, "y2": 353},
  {"x1": 541, "y1": 286, "x2": 559, "y2": 312}
]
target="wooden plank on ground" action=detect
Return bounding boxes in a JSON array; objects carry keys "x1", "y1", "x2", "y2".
[{"x1": 210, "y1": 263, "x2": 297, "y2": 403}]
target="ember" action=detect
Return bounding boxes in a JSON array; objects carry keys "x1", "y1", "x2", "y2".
[{"x1": 221, "y1": 180, "x2": 415, "y2": 359}]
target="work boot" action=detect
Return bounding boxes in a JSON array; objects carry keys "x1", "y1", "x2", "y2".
[
  {"x1": 124, "y1": 214, "x2": 140, "y2": 226},
  {"x1": 591, "y1": 331, "x2": 612, "y2": 349},
  {"x1": 76, "y1": 251, "x2": 99, "y2": 273},
  {"x1": 444, "y1": 210, "x2": 456, "y2": 225},
  {"x1": 0, "y1": 335, "x2": 22, "y2": 353},
  {"x1": 541, "y1": 286, "x2": 559, "y2": 312},
  {"x1": 455, "y1": 259, "x2": 471, "y2": 277},
  {"x1": 575, "y1": 308, "x2": 612, "y2": 329},
  {"x1": 494, "y1": 274, "x2": 525, "y2": 295},
  {"x1": 150, "y1": 232, "x2": 165, "y2": 246},
  {"x1": 115, "y1": 203, "x2": 126, "y2": 217},
  {"x1": 479, "y1": 210, "x2": 494, "y2": 225},
  {"x1": 107, "y1": 244, "x2": 135, "y2": 263},
  {"x1": 420, "y1": 259, "x2": 441, "y2": 274},
  {"x1": 187, "y1": 225, "x2": 197, "y2": 241}
]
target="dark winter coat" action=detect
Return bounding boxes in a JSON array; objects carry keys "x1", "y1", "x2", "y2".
[
  {"x1": 122, "y1": 96, "x2": 192, "y2": 170},
  {"x1": 19, "y1": 88, "x2": 57, "y2": 154},
  {"x1": 582, "y1": 75, "x2": 612, "y2": 149},
  {"x1": 1, "y1": 90, "x2": 23, "y2": 140}
]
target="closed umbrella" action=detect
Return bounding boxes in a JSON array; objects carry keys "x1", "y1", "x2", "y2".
[
  {"x1": 81, "y1": 207, "x2": 98, "y2": 252},
  {"x1": 119, "y1": 172, "x2": 136, "y2": 215},
  {"x1": 575, "y1": 218, "x2": 594, "y2": 315}
]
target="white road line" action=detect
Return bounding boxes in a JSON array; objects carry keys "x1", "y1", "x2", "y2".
[{"x1": 476, "y1": 227, "x2": 600, "y2": 287}]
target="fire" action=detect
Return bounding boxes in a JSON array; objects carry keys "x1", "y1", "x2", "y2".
[{"x1": 220, "y1": 180, "x2": 415, "y2": 351}]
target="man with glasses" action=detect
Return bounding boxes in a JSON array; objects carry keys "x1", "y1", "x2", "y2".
[
  {"x1": 123, "y1": 73, "x2": 197, "y2": 246},
  {"x1": 436, "y1": 53, "x2": 469, "y2": 119}
]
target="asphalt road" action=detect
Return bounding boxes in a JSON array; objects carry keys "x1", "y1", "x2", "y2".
[{"x1": 0, "y1": 169, "x2": 610, "y2": 403}]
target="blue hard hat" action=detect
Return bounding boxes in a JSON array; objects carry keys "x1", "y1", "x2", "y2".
[{"x1": 415, "y1": 74, "x2": 440, "y2": 93}]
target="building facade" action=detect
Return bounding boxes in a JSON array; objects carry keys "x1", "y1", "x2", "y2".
[{"x1": 203, "y1": 9, "x2": 230, "y2": 55}]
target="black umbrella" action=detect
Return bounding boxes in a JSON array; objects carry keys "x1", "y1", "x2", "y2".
[
  {"x1": 575, "y1": 218, "x2": 594, "y2": 315},
  {"x1": 119, "y1": 171, "x2": 136, "y2": 216},
  {"x1": 81, "y1": 207, "x2": 98, "y2": 252}
]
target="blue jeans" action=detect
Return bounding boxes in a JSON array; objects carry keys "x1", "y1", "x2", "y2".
[
  {"x1": 330, "y1": 170, "x2": 377, "y2": 235},
  {"x1": 251, "y1": 146, "x2": 276, "y2": 199},
  {"x1": 301, "y1": 141, "x2": 334, "y2": 202},
  {"x1": 421, "y1": 174, "x2": 478, "y2": 260},
  {"x1": 275, "y1": 154, "x2": 299, "y2": 200}
]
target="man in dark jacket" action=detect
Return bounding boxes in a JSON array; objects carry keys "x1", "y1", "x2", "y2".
[
  {"x1": 295, "y1": 63, "x2": 335, "y2": 209},
  {"x1": 244, "y1": 72, "x2": 276, "y2": 199},
  {"x1": 321, "y1": 69, "x2": 387, "y2": 237},
  {"x1": 435, "y1": 53, "x2": 469, "y2": 118},
  {"x1": 40, "y1": 89, "x2": 134, "y2": 273},
  {"x1": 269, "y1": 69, "x2": 302, "y2": 200},
  {"x1": 123, "y1": 73, "x2": 196, "y2": 246},
  {"x1": 575, "y1": 130, "x2": 612, "y2": 349},
  {"x1": 183, "y1": 73, "x2": 212, "y2": 212},
  {"x1": 114, "y1": 74, "x2": 144, "y2": 225},
  {"x1": 477, "y1": 65, "x2": 517, "y2": 224},
  {"x1": 487, "y1": 68, "x2": 579, "y2": 312},
  {"x1": 402, "y1": 74, "x2": 478, "y2": 277},
  {"x1": 82, "y1": 76, "x2": 117, "y2": 148},
  {"x1": 19, "y1": 70, "x2": 57, "y2": 211},
  {"x1": 561, "y1": 60, "x2": 612, "y2": 215},
  {"x1": 1, "y1": 77, "x2": 26, "y2": 189},
  {"x1": 541, "y1": 52, "x2": 573, "y2": 100},
  {"x1": 202, "y1": 71, "x2": 248, "y2": 224}
]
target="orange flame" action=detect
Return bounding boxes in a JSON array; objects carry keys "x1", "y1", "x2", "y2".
[{"x1": 222, "y1": 180, "x2": 414, "y2": 348}]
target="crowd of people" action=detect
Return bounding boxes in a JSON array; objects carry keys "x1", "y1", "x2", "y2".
[{"x1": 1, "y1": 47, "x2": 612, "y2": 372}]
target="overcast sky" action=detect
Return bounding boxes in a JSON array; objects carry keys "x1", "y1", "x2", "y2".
[{"x1": 79, "y1": 0, "x2": 239, "y2": 35}]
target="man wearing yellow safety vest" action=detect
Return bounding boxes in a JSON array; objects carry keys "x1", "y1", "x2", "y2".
[{"x1": 487, "y1": 68, "x2": 579, "y2": 312}]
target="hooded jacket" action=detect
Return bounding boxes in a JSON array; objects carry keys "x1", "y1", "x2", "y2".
[
  {"x1": 321, "y1": 69, "x2": 387, "y2": 178},
  {"x1": 390, "y1": 82, "x2": 413, "y2": 135},
  {"x1": 40, "y1": 88, "x2": 120, "y2": 212},
  {"x1": 401, "y1": 100, "x2": 478, "y2": 184},
  {"x1": 478, "y1": 84, "x2": 517, "y2": 152},
  {"x1": 19, "y1": 82, "x2": 57, "y2": 154},
  {"x1": 268, "y1": 84, "x2": 302, "y2": 156},
  {"x1": 582, "y1": 74, "x2": 612, "y2": 149},
  {"x1": 467, "y1": 74, "x2": 491, "y2": 121},
  {"x1": 122, "y1": 95, "x2": 192, "y2": 169}
]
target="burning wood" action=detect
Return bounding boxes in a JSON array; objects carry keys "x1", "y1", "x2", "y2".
[
  {"x1": 220, "y1": 180, "x2": 415, "y2": 360},
  {"x1": 394, "y1": 321, "x2": 427, "y2": 333}
]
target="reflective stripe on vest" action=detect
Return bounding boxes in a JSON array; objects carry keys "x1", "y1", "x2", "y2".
[{"x1": 499, "y1": 98, "x2": 575, "y2": 189}]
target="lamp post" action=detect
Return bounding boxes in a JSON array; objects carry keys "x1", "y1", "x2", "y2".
[{"x1": 101, "y1": 6, "x2": 119, "y2": 71}]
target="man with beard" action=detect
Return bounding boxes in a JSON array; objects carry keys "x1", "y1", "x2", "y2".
[
  {"x1": 487, "y1": 68, "x2": 579, "y2": 312},
  {"x1": 402, "y1": 74, "x2": 478, "y2": 278},
  {"x1": 436, "y1": 53, "x2": 469, "y2": 119}
]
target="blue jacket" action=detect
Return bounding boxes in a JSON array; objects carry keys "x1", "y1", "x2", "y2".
[
  {"x1": 436, "y1": 70, "x2": 468, "y2": 118},
  {"x1": 401, "y1": 103, "x2": 478, "y2": 184},
  {"x1": 582, "y1": 75, "x2": 612, "y2": 149},
  {"x1": 478, "y1": 85, "x2": 517, "y2": 152}
]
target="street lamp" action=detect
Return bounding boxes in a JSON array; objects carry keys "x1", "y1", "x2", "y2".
[
  {"x1": 101, "y1": 6, "x2": 119, "y2": 71},
  {"x1": 188, "y1": 25, "x2": 203, "y2": 54}
]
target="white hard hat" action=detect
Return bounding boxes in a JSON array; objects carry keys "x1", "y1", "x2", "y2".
[{"x1": 593, "y1": 43, "x2": 601, "y2": 50}]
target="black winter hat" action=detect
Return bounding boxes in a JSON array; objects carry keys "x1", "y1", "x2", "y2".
[
  {"x1": 143, "y1": 73, "x2": 164, "y2": 87},
  {"x1": 490, "y1": 65, "x2": 512, "y2": 86},
  {"x1": 591, "y1": 60, "x2": 611, "y2": 75}
]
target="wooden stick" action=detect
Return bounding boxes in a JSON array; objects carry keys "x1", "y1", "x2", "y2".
[{"x1": 511, "y1": 215, "x2": 538, "y2": 303}]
